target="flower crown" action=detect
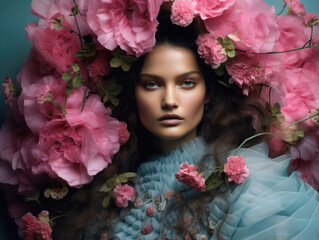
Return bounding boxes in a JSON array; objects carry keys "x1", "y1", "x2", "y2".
[{"x1": 1, "y1": 0, "x2": 319, "y2": 238}]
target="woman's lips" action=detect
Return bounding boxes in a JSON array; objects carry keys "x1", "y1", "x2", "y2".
[{"x1": 158, "y1": 114, "x2": 183, "y2": 126}]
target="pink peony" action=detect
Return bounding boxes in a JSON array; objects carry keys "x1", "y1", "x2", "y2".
[
  {"x1": 113, "y1": 184, "x2": 136, "y2": 208},
  {"x1": 194, "y1": 0, "x2": 236, "y2": 20},
  {"x1": 175, "y1": 162, "x2": 206, "y2": 192},
  {"x1": 196, "y1": 33, "x2": 228, "y2": 69},
  {"x1": 224, "y1": 155, "x2": 249, "y2": 184},
  {"x1": 275, "y1": 15, "x2": 312, "y2": 69},
  {"x1": 22, "y1": 212, "x2": 52, "y2": 240},
  {"x1": 2, "y1": 77, "x2": 16, "y2": 106},
  {"x1": 31, "y1": 87, "x2": 121, "y2": 187},
  {"x1": 87, "y1": 0, "x2": 163, "y2": 57},
  {"x1": 26, "y1": 21, "x2": 81, "y2": 74},
  {"x1": 283, "y1": 0, "x2": 306, "y2": 16},
  {"x1": 171, "y1": 0, "x2": 197, "y2": 27}
]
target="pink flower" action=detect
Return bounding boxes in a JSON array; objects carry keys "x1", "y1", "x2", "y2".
[
  {"x1": 141, "y1": 224, "x2": 153, "y2": 235},
  {"x1": 303, "y1": 12, "x2": 319, "y2": 26},
  {"x1": 113, "y1": 184, "x2": 136, "y2": 208},
  {"x1": 22, "y1": 212, "x2": 52, "y2": 240},
  {"x1": 31, "y1": 87, "x2": 122, "y2": 187},
  {"x1": 275, "y1": 15, "x2": 312, "y2": 68},
  {"x1": 2, "y1": 77, "x2": 15, "y2": 106},
  {"x1": 224, "y1": 155, "x2": 249, "y2": 184},
  {"x1": 226, "y1": 53, "x2": 282, "y2": 95},
  {"x1": 87, "y1": 0, "x2": 162, "y2": 57},
  {"x1": 196, "y1": 33, "x2": 228, "y2": 69},
  {"x1": 26, "y1": 21, "x2": 82, "y2": 74},
  {"x1": 87, "y1": 51, "x2": 112, "y2": 78},
  {"x1": 146, "y1": 206, "x2": 154, "y2": 216},
  {"x1": 283, "y1": 0, "x2": 306, "y2": 16},
  {"x1": 194, "y1": 0, "x2": 236, "y2": 20},
  {"x1": 175, "y1": 162, "x2": 206, "y2": 192},
  {"x1": 119, "y1": 122, "x2": 130, "y2": 145},
  {"x1": 171, "y1": 0, "x2": 196, "y2": 27}
]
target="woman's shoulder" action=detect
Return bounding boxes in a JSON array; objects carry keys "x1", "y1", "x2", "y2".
[{"x1": 211, "y1": 142, "x2": 319, "y2": 240}]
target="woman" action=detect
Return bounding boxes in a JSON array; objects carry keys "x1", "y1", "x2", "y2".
[{"x1": 52, "y1": 9, "x2": 319, "y2": 240}]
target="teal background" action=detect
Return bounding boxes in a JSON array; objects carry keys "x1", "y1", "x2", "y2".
[{"x1": 0, "y1": 0, "x2": 318, "y2": 239}]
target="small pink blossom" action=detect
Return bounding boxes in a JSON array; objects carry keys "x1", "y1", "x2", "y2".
[
  {"x1": 119, "y1": 122, "x2": 130, "y2": 145},
  {"x1": 22, "y1": 212, "x2": 52, "y2": 240},
  {"x1": 134, "y1": 198, "x2": 142, "y2": 208},
  {"x1": 2, "y1": 77, "x2": 15, "y2": 106},
  {"x1": 87, "y1": 51, "x2": 112, "y2": 78},
  {"x1": 164, "y1": 189, "x2": 173, "y2": 199},
  {"x1": 146, "y1": 206, "x2": 154, "y2": 216},
  {"x1": 303, "y1": 12, "x2": 319, "y2": 26},
  {"x1": 283, "y1": 0, "x2": 306, "y2": 16},
  {"x1": 194, "y1": 0, "x2": 236, "y2": 20},
  {"x1": 184, "y1": 215, "x2": 193, "y2": 226},
  {"x1": 196, "y1": 33, "x2": 227, "y2": 69},
  {"x1": 35, "y1": 84, "x2": 51, "y2": 104},
  {"x1": 113, "y1": 184, "x2": 135, "y2": 208},
  {"x1": 141, "y1": 224, "x2": 153, "y2": 235},
  {"x1": 175, "y1": 162, "x2": 206, "y2": 192},
  {"x1": 224, "y1": 155, "x2": 249, "y2": 184},
  {"x1": 101, "y1": 232, "x2": 108, "y2": 240},
  {"x1": 171, "y1": 0, "x2": 196, "y2": 27},
  {"x1": 87, "y1": 0, "x2": 162, "y2": 57}
]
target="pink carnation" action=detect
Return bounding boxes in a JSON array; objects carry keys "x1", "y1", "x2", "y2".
[
  {"x1": 171, "y1": 0, "x2": 196, "y2": 27},
  {"x1": 87, "y1": 0, "x2": 162, "y2": 57},
  {"x1": 194, "y1": 0, "x2": 236, "y2": 20},
  {"x1": 283, "y1": 0, "x2": 306, "y2": 16},
  {"x1": 303, "y1": 12, "x2": 319, "y2": 26},
  {"x1": 175, "y1": 162, "x2": 206, "y2": 192},
  {"x1": 22, "y1": 212, "x2": 52, "y2": 240},
  {"x1": 224, "y1": 155, "x2": 249, "y2": 184},
  {"x1": 113, "y1": 184, "x2": 136, "y2": 208},
  {"x1": 196, "y1": 33, "x2": 227, "y2": 69},
  {"x1": 119, "y1": 122, "x2": 130, "y2": 145},
  {"x1": 2, "y1": 77, "x2": 15, "y2": 106},
  {"x1": 87, "y1": 51, "x2": 112, "y2": 78}
]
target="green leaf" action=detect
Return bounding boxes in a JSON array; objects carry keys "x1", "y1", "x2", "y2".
[
  {"x1": 214, "y1": 67, "x2": 225, "y2": 76},
  {"x1": 205, "y1": 171, "x2": 224, "y2": 191},
  {"x1": 217, "y1": 80, "x2": 231, "y2": 88},
  {"x1": 100, "y1": 184, "x2": 113, "y2": 193},
  {"x1": 65, "y1": 85, "x2": 73, "y2": 97},
  {"x1": 71, "y1": 73, "x2": 83, "y2": 88},
  {"x1": 296, "y1": 129, "x2": 304, "y2": 138},
  {"x1": 227, "y1": 50, "x2": 236, "y2": 58},
  {"x1": 108, "y1": 96, "x2": 119, "y2": 106},
  {"x1": 110, "y1": 57, "x2": 123, "y2": 68},
  {"x1": 102, "y1": 195, "x2": 111, "y2": 208},
  {"x1": 62, "y1": 70, "x2": 71, "y2": 81},
  {"x1": 71, "y1": 63, "x2": 80, "y2": 72},
  {"x1": 118, "y1": 172, "x2": 137, "y2": 179},
  {"x1": 272, "y1": 103, "x2": 281, "y2": 114},
  {"x1": 121, "y1": 61, "x2": 131, "y2": 72}
]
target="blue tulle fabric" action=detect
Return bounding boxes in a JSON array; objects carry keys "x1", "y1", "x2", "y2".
[{"x1": 109, "y1": 138, "x2": 319, "y2": 239}]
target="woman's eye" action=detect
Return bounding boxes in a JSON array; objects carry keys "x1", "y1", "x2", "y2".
[
  {"x1": 181, "y1": 80, "x2": 195, "y2": 88},
  {"x1": 144, "y1": 81, "x2": 159, "y2": 89}
]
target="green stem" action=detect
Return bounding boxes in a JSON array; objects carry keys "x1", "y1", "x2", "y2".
[
  {"x1": 277, "y1": 3, "x2": 287, "y2": 16},
  {"x1": 59, "y1": 23, "x2": 81, "y2": 37},
  {"x1": 288, "y1": 112, "x2": 319, "y2": 126},
  {"x1": 233, "y1": 132, "x2": 272, "y2": 156}
]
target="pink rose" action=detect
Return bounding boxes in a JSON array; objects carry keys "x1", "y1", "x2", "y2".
[
  {"x1": 224, "y1": 155, "x2": 249, "y2": 184},
  {"x1": 175, "y1": 162, "x2": 206, "y2": 192},
  {"x1": 87, "y1": 0, "x2": 162, "y2": 57},
  {"x1": 194, "y1": 0, "x2": 236, "y2": 20},
  {"x1": 141, "y1": 224, "x2": 153, "y2": 235},
  {"x1": 196, "y1": 33, "x2": 228, "y2": 69},
  {"x1": 275, "y1": 15, "x2": 312, "y2": 69},
  {"x1": 22, "y1": 212, "x2": 52, "y2": 240},
  {"x1": 171, "y1": 0, "x2": 196, "y2": 27},
  {"x1": 26, "y1": 21, "x2": 81, "y2": 74},
  {"x1": 283, "y1": 0, "x2": 306, "y2": 16},
  {"x1": 113, "y1": 184, "x2": 136, "y2": 208},
  {"x1": 146, "y1": 206, "x2": 154, "y2": 216},
  {"x1": 87, "y1": 51, "x2": 112, "y2": 78}
]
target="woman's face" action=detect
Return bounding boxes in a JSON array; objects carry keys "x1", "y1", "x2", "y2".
[{"x1": 135, "y1": 44, "x2": 207, "y2": 149}]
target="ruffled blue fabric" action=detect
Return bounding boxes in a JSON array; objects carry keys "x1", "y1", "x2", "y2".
[{"x1": 110, "y1": 138, "x2": 319, "y2": 240}]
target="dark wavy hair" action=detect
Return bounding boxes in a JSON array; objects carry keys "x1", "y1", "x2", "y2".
[{"x1": 53, "y1": 7, "x2": 268, "y2": 240}]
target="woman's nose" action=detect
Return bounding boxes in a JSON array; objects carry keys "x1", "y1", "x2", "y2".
[{"x1": 161, "y1": 86, "x2": 178, "y2": 110}]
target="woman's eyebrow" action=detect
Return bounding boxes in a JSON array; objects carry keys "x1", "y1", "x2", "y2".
[{"x1": 139, "y1": 71, "x2": 202, "y2": 80}]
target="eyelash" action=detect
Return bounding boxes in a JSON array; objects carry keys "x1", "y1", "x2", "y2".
[{"x1": 142, "y1": 80, "x2": 196, "y2": 90}]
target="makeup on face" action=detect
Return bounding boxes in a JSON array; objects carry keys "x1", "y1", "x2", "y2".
[{"x1": 135, "y1": 44, "x2": 207, "y2": 151}]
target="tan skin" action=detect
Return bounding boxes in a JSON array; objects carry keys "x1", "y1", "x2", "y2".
[{"x1": 135, "y1": 44, "x2": 209, "y2": 153}]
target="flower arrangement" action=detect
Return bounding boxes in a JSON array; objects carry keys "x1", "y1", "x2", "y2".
[{"x1": 1, "y1": 0, "x2": 319, "y2": 238}]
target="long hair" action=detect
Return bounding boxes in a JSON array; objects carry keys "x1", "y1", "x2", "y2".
[{"x1": 53, "y1": 8, "x2": 268, "y2": 240}]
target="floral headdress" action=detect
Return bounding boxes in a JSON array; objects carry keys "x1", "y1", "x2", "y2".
[{"x1": 1, "y1": 0, "x2": 319, "y2": 238}]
